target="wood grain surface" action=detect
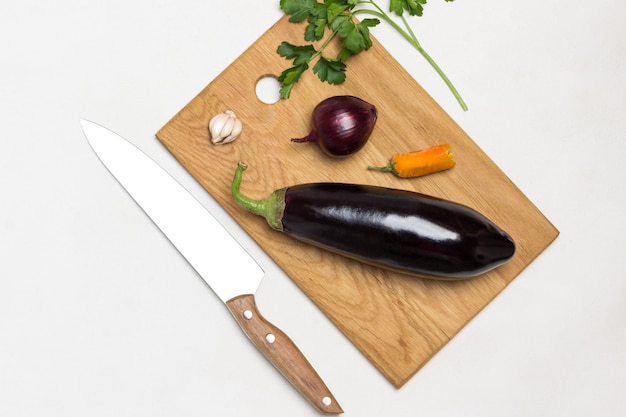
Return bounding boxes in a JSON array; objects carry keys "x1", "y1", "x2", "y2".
[{"x1": 156, "y1": 16, "x2": 559, "y2": 388}]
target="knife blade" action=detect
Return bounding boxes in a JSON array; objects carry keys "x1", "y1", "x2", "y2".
[{"x1": 80, "y1": 119, "x2": 342, "y2": 414}]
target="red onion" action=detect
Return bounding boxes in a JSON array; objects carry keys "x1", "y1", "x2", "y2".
[{"x1": 291, "y1": 95, "x2": 378, "y2": 157}]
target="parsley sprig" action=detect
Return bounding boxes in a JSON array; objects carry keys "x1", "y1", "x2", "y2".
[{"x1": 278, "y1": 0, "x2": 467, "y2": 111}]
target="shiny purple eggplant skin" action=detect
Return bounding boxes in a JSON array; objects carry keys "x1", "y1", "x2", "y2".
[
  {"x1": 231, "y1": 163, "x2": 515, "y2": 279},
  {"x1": 280, "y1": 184, "x2": 515, "y2": 279}
]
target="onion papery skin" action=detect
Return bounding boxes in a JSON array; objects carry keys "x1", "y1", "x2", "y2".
[{"x1": 292, "y1": 95, "x2": 378, "y2": 158}]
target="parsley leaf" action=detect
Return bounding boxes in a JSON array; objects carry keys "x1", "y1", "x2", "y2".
[
  {"x1": 278, "y1": 68, "x2": 304, "y2": 98},
  {"x1": 277, "y1": 42, "x2": 317, "y2": 98},
  {"x1": 276, "y1": 0, "x2": 467, "y2": 110},
  {"x1": 277, "y1": 42, "x2": 316, "y2": 66},
  {"x1": 305, "y1": 17, "x2": 327, "y2": 41},
  {"x1": 342, "y1": 18, "x2": 379, "y2": 54},
  {"x1": 326, "y1": 3, "x2": 348, "y2": 24},
  {"x1": 276, "y1": 0, "x2": 382, "y2": 98},
  {"x1": 280, "y1": 0, "x2": 317, "y2": 22},
  {"x1": 389, "y1": 0, "x2": 427, "y2": 17},
  {"x1": 313, "y1": 57, "x2": 346, "y2": 85}
]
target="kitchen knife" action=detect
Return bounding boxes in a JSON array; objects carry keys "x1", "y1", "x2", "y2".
[{"x1": 80, "y1": 119, "x2": 342, "y2": 414}]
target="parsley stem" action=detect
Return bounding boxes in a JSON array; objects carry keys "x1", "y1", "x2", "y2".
[
  {"x1": 399, "y1": 14, "x2": 468, "y2": 111},
  {"x1": 353, "y1": 2, "x2": 468, "y2": 111},
  {"x1": 316, "y1": 29, "x2": 339, "y2": 59}
]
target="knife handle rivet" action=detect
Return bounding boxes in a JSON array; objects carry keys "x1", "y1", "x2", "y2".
[
  {"x1": 243, "y1": 310, "x2": 253, "y2": 320},
  {"x1": 265, "y1": 333, "x2": 276, "y2": 344},
  {"x1": 322, "y1": 396, "x2": 332, "y2": 407}
]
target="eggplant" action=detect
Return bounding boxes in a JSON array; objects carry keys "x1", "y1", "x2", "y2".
[{"x1": 231, "y1": 162, "x2": 515, "y2": 279}]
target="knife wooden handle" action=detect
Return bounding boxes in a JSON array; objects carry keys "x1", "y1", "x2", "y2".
[{"x1": 226, "y1": 294, "x2": 343, "y2": 414}]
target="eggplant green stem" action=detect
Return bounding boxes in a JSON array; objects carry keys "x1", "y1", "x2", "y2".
[
  {"x1": 354, "y1": 1, "x2": 468, "y2": 111},
  {"x1": 231, "y1": 162, "x2": 285, "y2": 231}
]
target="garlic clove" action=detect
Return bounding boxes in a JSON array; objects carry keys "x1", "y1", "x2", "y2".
[
  {"x1": 209, "y1": 110, "x2": 242, "y2": 145},
  {"x1": 221, "y1": 118, "x2": 242, "y2": 144},
  {"x1": 208, "y1": 115, "x2": 227, "y2": 139}
]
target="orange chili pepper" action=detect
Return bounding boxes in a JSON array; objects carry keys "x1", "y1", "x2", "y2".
[{"x1": 367, "y1": 144, "x2": 456, "y2": 178}]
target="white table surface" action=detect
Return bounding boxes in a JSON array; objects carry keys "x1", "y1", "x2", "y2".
[{"x1": 2, "y1": 1, "x2": 625, "y2": 416}]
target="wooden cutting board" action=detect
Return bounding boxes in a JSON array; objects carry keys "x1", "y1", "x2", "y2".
[{"x1": 156, "y1": 16, "x2": 559, "y2": 388}]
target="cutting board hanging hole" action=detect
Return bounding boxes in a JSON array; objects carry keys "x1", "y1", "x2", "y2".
[{"x1": 255, "y1": 75, "x2": 280, "y2": 104}]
